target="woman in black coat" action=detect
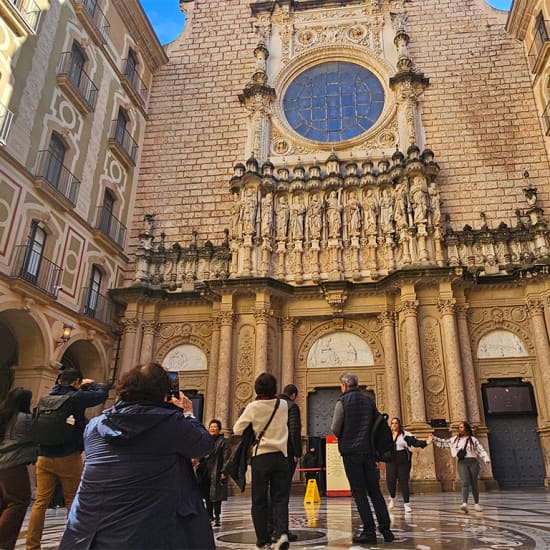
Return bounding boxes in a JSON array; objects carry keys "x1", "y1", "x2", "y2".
[{"x1": 197, "y1": 419, "x2": 231, "y2": 526}]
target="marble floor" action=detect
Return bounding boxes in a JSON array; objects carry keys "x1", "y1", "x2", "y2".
[{"x1": 15, "y1": 489, "x2": 550, "y2": 549}]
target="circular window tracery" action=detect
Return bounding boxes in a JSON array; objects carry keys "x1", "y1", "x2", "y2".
[{"x1": 282, "y1": 61, "x2": 385, "y2": 143}]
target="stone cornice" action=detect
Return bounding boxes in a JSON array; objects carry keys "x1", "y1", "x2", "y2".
[
  {"x1": 505, "y1": 0, "x2": 531, "y2": 40},
  {"x1": 111, "y1": 0, "x2": 168, "y2": 72}
]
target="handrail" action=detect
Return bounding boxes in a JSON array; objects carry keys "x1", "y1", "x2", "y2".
[
  {"x1": 80, "y1": 286, "x2": 114, "y2": 325},
  {"x1": 95, "y1": 204, "x2": 127, "y2": 247},
  {"x1": 122, "y1": 59, "x2": 148, "y2": 103},
  {"x1": 57, "y1": 51, "x2": 98, "y2": 109},
  {"x1": 74, "y1": 0, "x2": 110, "y2": 42},
  {"x1": 35, "y1": 150, "x2": 80, "y2": 205},
  {"x1": 0, "y1": 102, "x2": 14, "y2": 145},
  {"x1": 11, "y1": 244, "x2": 62, "y2": 297},
  {"x1": 109, "y1": 121, "x2": 138, "y2": 164}
]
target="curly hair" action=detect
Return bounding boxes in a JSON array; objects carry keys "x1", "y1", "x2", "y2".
[{"x1": 117, "y1": 362, "x2": 171, "y2": 403}]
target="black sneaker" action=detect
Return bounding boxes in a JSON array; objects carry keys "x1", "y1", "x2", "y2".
[
  {"x1": 381, "y1": 529, "x2": 395, "y2": 542},
  {"x1": 288, "y1": 532, "x2": 298, "y2": 542},
  {"x1": 352, "y1": 531, "x2": 377, "y2": 544}
]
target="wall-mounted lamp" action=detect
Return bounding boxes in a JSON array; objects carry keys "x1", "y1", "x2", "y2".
[{"x1": 58, "y1": 323, "x2": 73, "y2": 345}]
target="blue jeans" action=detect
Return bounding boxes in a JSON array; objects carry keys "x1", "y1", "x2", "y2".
[
  {"x1": 457, "y1": 458, "x2": 480, "y2": 504},
  {"x1": 342, "y1": 454, "x2": 391, "y2": 534}
]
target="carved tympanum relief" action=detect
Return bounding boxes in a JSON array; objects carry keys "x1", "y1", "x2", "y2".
[
  {"x1": 162, "y1": 344, "x2": 207, "y2": 371},
  {"x1": 307, "y1": 332, "x2": 375, "y2": 368},
  {"x1": 477, "y1": 330, "x2": 528, "y2": 359}
]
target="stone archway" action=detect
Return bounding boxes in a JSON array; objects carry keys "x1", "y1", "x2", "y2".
[
  {"x1": 0, "y1": 308, "x2": 48, "y2": 399},
  {"x1": 60, "y1": 339, "x2": 106, "y2": 382}
]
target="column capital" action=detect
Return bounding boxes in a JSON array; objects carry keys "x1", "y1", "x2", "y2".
[
  {"x1": 437, "y1": 298, "x2": 456, "y2": 316},
  {"x1": 220, "y1": 311, "x2": 236, "y2": 326},
  {"x1": 400, "y1": 300, "x2": 419, "y2": 317},
  {"x1": 254, "y1": 307, "x2": 271, "y2": 323},
  {"x1": 526, "y1": 298, "x2": 544, "y2": 317},
  {"x1": 122, "y1": 317, "x2": 139, "y2": 334},
  {"x1": 378, "y1": 310, "x2": 396, "y2": 326},
  {"x1": 455, "y1": 303, "x2": 469, "y2": 318},
  {"x1": 280, "y1": 316, "x2": 298, "y2": 330},
  {"x1": 142, "y1": 320, "x2": 159, "y2": 336}
]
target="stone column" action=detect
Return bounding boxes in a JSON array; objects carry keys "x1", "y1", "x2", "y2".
[
  {"x1": 379, "y1": 311, "x2": 401, "y2": 418},
  {"x1": 254, "y1": 307, "x2": 270, "y2": 379},
  {"x1": 281, "y1": 317, "x2": 297, "y2": 389},
  {"x1": 120, "y1": 318, "x2": 139, "y2": 376},
  {"x1": 455, "y1": 304, "x2": 481, "y2": 424},
  {"x1": 205, "y1": 317, "x2": 221, "y2": 426},
  {"x1": 140, "y1": 321, "x2": 158, "y2": 363},
  {"x1": 527, "y1": 298, "x2": 550, "y2": 420},
  {"x1": 437, "y1": 299, "x2": 467, "y2": 424},
  {"x1": 215, "y1": 311, "x2": 235, "y2": 428},
  {"x1": 401, "y1": 300, "x2": 427, "y2": 424}
]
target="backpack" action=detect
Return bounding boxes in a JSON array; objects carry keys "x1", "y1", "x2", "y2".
[
  {"x1": 371, "y1": 410, "x2": 395, "y2": 463},
  {"x1": 32, "y1": 394, "x2": 75, "y2": 446}
]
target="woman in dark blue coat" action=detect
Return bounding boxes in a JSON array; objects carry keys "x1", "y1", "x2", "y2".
[{"x1": 59, "y1": 362, "x2": 215, "y2": 550}]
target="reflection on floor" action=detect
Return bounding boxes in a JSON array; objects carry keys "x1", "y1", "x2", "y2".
[{"x1": 15, "y1": 490, "x2": 550, "y2": 549}]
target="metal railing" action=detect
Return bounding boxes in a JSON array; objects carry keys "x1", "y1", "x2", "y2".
[
  {"x1": 35, "y1": 150, "x2": 80, "y2": 205},
  {"x1": 57, "y1": 52, "x2": 98, "y2": 110},
  {"x1": 528, "y1": 18, "x2": 550, "y2": 72},
  {"x1": 122, "y1": 59, "x2": 147, "y2": 103},
  {"x1": 109, "y1": 121, "x2": 138, "y2": 164},
  {"x1": 11, "y1": 244, "x2": 62, "y2": 297},
  {"x1": 0, "y1": 102, "x2": 14, "y2": 145},
  {"x1": 80, "y1": 286, "x2": 114, "y2": 325},
  {"x1": 543, "y1": 100, "x2": 550, "y2": 136},
  {"x1": 74, "y1": 0, "x2": 110, "y2": 42},
  {"x1": 9, "y1": 0, "x2": 41, "y2": 32},
  {"x1": 95, "y1": 205, "x2": 127, "y2": 247}
]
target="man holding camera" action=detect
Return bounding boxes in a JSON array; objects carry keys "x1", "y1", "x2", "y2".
[{"x1": 26, "y1": 369, "x2": 108, "y2": 550}]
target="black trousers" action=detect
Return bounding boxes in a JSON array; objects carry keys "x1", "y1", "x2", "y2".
[
  {"x1": 206, "y1": 499, "x2": 221, "y2": 520},
  {"x1": 385, "y1": 450, "x2": 411, "y2": 503},
  {"x1": 342, "y1": 454, "x2": 391, "y2": 534},
  {"x1": 251, "y1": 452, "x2": 289, "y2": 546}
]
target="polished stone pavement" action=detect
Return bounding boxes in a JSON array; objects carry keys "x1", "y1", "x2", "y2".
[{"x1": 15, "y1": 489, "x2": 550, "y2": 549}]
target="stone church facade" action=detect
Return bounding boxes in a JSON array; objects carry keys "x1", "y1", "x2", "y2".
[{"x1": 113, "y1": 0, "x2": 550, "y2": 489}]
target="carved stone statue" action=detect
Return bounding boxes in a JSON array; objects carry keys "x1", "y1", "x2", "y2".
[
  {"x1": 276, "y1": 196, "x2": 290, "y2": 240},
  {"x1": 427, "y1": 181, "x2": 441, "y2": 227},
  {"x1": 307, "y1": 194, "x2": 323, "y2": 240},
  {"x1": 379, "y1": 188, "x2": 394, "y2": 234},
  {"x1": 345, "y1": 192, "x2": 362, "y2": 237},
  {"x1": 410, "y1": 176, "x2": 428, "y2": 224},
  {"x1": 290, "y1": 195, "x2": 306, "y2": 240},
  {"x1": 363, "y1": 189, "x2": 378, "y2": 235},
  {"x1": 394, "y1": 181, "x2": 408, "y2": 231},
  {"x1": 326, "y1": 190, "x2": 342, "y2": 239},
  {"x1": 230, "y1": 193, "x2": 241, "y2": 238},
  {"x1": 241, "y1": 188, "x2": 258, "y2": 235},
  {"x1": 261, "y1": 192, "x2": 273, "y2": 238}
]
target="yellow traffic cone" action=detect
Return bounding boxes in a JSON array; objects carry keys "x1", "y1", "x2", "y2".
[{"x1": 304, "y1": 478, "x2": 321, "y2": 504}]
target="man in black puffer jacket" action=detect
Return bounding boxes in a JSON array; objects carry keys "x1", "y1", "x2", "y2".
[{"x1": 331, "y1": 373, "x2": 394, "y2": 546}]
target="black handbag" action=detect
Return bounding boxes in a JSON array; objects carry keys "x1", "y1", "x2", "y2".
[{"x1": 456, "y1": 437, "x2": 471, "y2": 460}]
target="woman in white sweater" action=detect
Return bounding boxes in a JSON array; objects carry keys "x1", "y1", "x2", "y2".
[
  {"x1": 429, "y1": 421, "x2": 490, "y2": 513},
  {"x1": 386, "y1": 417, "x2": 430, "y2": 513},
  {"x1": 233, "y1": 373, "x2": 289, "y2": 550}
]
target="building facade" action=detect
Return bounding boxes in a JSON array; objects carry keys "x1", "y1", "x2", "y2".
[
  {"x1": 112, "y1": 0, "x2": 550, "y2": 490},
  {"x1": 0, "y1": 0, "x2": 166, "y2": 403}
]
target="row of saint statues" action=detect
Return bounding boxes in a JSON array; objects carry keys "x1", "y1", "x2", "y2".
[{"x1": 231, "y1": 175, "x2": 441, "y2": 241}]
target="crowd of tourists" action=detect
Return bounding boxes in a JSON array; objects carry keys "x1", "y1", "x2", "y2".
[{"x1": 0, "y1": 366, "x2": 491, "y2": 549}]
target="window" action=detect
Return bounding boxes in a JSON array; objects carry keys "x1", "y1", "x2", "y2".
[
  {"x1": 85, "y1": 265, "x2": 102, "y2": 315},
  {"x1": 45, "y1": 133, "x2": 66, "y2": 188},
  {"x1": 68, "y1": 42, "x2": 85, "y2": 89},
  {"x1": 126, "y1": 49, "x2": 137, "y2": 80},
  {"x1": 283, "y1": 62, "x2": 385, "y2": 142},
  {"x1": 99, "y1": 189, "x2": 115, "y2": 235},
  {"x1": 114, "y1": 109, "x2": 127, "y2": 145},
  {"x1": 21, "y1": 221, "x2": 46, "y2": 284}
]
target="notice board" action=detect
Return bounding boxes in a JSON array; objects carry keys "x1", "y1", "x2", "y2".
[{"x1": 325, "y1": 435, "x2": 351, "y2": 497}]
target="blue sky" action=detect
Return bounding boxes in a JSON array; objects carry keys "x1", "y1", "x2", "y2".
[{"x1": 140, "y1": 0, "x2": 513, "y2": 45}]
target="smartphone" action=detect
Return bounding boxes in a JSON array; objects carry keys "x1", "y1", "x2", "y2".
[{"x1": 168, "y1": 372, "x2": 180, "y2": 399}]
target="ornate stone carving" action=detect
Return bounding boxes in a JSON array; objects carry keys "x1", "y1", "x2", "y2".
[{"x1": 122, "y1": 318, "x2": 139, "y2": 334}]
